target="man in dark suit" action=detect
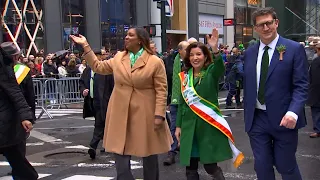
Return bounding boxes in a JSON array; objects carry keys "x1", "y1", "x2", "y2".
[
  {"x1": 80, "y1": 49, "x2": 114, "y2": 159},
  {"x1": 307, "y1": 44, "x2": 320, "y2": 138},
  {"x1": 243, "y1": 7, "x2": 309, "y2": 180}
]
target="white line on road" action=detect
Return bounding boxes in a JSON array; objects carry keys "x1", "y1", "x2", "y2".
[
  {"x1": 74, "y1": 163, "x2": 113, "y2": 168},
  {"x1": 65, "y1": 145, "x2": 90, "y2": 150},
  {"x1": 0, "y1": 161, "x2": 45, "y2": 167},
  {"x1": 61, "y1": 175, "x2": 114, "y2": 180},
  {"x1": 30, "y1": 130, "x2": 71, "y2": 144},
  {"x1": 0, "y1": 174, "x2": 51, "y2": 180},
  {"x1": 26, "y1": 142, "x2": 45, "y2": 146},
  {"x1": 34, "y1": 126, "x2": 94, "y2": 130}
]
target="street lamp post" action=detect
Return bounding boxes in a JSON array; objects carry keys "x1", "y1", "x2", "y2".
[{"x1": 160, "y1": 0, "x2": 167, "y2": 52}]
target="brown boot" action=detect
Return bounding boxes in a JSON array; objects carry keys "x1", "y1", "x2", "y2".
[{"x1": 163, "y1": 152, "x2": 176, "y2": 166}]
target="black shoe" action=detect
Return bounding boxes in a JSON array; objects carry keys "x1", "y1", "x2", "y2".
[
  {"x1": 225, "y1": 105, "x2": 235, "y2": 109},
  {"x1": 163, "y1": 152, "x2": 176, "y2": 166},
  {"x1": 100, "y1": 148, "x2": 105, "y2": 153},
  {"x1": 88, "y1": 148, "x2": 96, "y2": 159},
  {"x1": 7, "y1": 171, "x2": 12, "y2": 176},
  {"x1": 186, "y1": 170, "x2": 199, "y2": 180},
  {"x1": 211, "y1": 167, "x2": 225, "y2": 180}
]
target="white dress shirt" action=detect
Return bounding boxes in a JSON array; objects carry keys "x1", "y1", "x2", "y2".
[{"x1": 256, "y1": 34, "x2": 298, "y2": 121}]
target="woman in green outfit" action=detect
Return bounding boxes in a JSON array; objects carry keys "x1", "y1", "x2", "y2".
[{"x1": 175, "y1": 29, "x2": 232, "y2": 180}]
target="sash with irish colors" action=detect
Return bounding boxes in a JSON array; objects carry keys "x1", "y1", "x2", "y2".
[
  {"x1": 179, "y1": 69, "x2": 244, "y2": 168},
  {"x1": 14, "y1": 64, "x2": 30, "y2": 85}
]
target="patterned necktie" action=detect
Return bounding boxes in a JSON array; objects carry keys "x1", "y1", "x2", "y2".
[{"x1": 258, "y1": 46, "x2": 269, "y2": 105}]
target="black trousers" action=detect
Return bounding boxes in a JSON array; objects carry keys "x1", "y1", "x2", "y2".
[
  {"x1": 89, "y1": 107, "x2": 105, "y2": 149},
  {"x1": 1, "y1": 141, "x2": 38, "y2": 180},
  {"x1": 114, "y1": 154, "x2": 159, "y2": 180},
  {"x1": 186, "y1": 157, "x2": 218, "y2": 176}
]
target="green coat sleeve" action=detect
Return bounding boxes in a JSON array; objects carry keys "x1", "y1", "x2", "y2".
[
  {"x1": 176, "y1": 95, "x2": 183, "y2": 128},
  {"x1": 209, "y1": 54, "x2": 225, "y2": 79}
]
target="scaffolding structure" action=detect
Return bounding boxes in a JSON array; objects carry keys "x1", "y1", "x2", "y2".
[{"x1": 306, "y1": 0, "x2": 320, "y2": 36}]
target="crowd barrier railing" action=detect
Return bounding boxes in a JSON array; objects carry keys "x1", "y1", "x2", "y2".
[{"x1": 33, "y1": 77, "x2": 83, "y2": 119}]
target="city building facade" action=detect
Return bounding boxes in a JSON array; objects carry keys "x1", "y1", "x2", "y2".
[{"x1": 0, "y1": 0, "x2": 145, "y2": 55}]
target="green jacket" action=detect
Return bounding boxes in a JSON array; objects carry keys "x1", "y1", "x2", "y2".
[
  {"x1": 170, "y1": 53, "x2": 182, "y2": 104},
  {"x1": 176, "y1": 54, "x2": 232, "y2": 166}
]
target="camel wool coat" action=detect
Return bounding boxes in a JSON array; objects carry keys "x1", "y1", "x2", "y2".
[{"x1": 84, "y1": 50, "x2": 173, "y2": 157}]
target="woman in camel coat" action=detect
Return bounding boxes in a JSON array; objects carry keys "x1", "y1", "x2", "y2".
[{"x1": 70, "y1": 27, "x2": 172, "y2": 180}]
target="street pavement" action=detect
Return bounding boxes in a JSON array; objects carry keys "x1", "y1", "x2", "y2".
[{"x1": 1, "y1": 91, "x2": 320, "y2": 180}]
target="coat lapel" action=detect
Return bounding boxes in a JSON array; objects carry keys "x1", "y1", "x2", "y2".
[
  {"x1": 121, "y1": 53, "x2": 131, "y2": 77},
  {"x1": 266, "y1": 37, "x2": 282, "y2": 81},
  {"x1": 249, "y1": 42, "x2": 260, "y2": 90},
  {"x1": 131, "y1": 51, "x2": 149, "y2": 72}
]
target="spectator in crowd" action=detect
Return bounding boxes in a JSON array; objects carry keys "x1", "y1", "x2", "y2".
[
  {"x1": 78, "y1": 59, "x2": 87, "y2": 74},
  {"x1": 28, "y1": 55, "x2": 35, "y2": 62},
  {"x1": 66, "y1": 59, "x2": 80, "y2": 76},
  {"x1": 34, "y1": 56, "x2": 43, "y2": 73},
  {"x1": 70, "y1": 27, "x2": 172, "y2": 180},
  {"x1": 69, "y1": 52, "x2": 81, "y2": 64},
  {"x1": 43, "y1": 59, "x2": 58, "y2": 77},
  {"x1": 22, "y1": 57, "x2": 29, "y2": 65},
  {"x1": 307, "y1": 43, "x2": 320, "y2": 138},
  {"x1": 58, "y1": 59, "x2": 68, "y2": 77},
  {"x1": 27, "y1": 61, "x2": 40, "y2": 78}
]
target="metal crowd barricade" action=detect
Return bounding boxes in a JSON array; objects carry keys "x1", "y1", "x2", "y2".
[
  {"x1": 33, "y1": 77, "x2": 84, "y2": 119},
  {"x1": 33, "y1": 79, "x2": 53, "y2": 119}
]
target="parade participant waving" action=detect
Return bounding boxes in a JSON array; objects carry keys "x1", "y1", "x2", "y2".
[
  {"x1": 70, "y1": 27, "x2": 172, "y2": 180},
  {"x1": 175, "y1": 29, "x2": 244, "y2": 180}
]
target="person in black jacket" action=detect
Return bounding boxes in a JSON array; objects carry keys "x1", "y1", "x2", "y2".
[
  {"x1": 80, "y1": 49, "x2": 114, "y2": 159},
  {"x1": 0, "y1": 45, "x2": 38, "y2": 179}
]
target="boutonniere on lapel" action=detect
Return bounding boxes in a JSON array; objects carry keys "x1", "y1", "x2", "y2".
[{"x1": 276, "y1": 45, "x2": 286, "y2": 61}]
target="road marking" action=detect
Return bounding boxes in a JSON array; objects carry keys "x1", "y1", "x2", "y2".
[
  {"x1": 35, "y1": 126, "x2": 94, "y2": 130},
  {"x1": 61, "y1": 175, "x2": 114, "y2": 180},
  {"x1": 224, "y1": 172, "x2": 257, "y2": 180},
  {"x1": 26, "y1": 142, "x2": 45, "y2": 146},
  {"x1": 65, "y1": 145, "x2": 90, "y2": 150},
  {"x1": 74, "y1": 163, "x2": 113, "y2": 168},
  {"x1": 30, "y1": 130, "x2": 71, "y2": 145},
  {"x1": 0, "y1": 174, "x2": 51, "y2": 180},
  {"x1": 30, "y1": 130, "x2": 63, "y2": 143},
  {"x1": 0, "y1": 161, "x2": 45, "y2": 167}
]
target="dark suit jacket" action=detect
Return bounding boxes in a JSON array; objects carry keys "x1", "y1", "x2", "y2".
[
  {"x1": 243, "y1": 36, "x2": 309, "y2": 132},
  {"x1": 79, "y1": 67, "x2": 114, "y2": 119},
  {"x1": 307, "y1": 56, "x2": 320, "y2": 107}
]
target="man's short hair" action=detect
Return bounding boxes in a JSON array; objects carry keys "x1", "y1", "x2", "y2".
[
  {"x1": 150, "y1": 40, "x2": 155, "y2": 45},
  {"x1": 177, "y1": 41, "x2": 188, "y2": 50},
  {"x1": 252, "y1": 7, "x2": 278, "y2": 25}
]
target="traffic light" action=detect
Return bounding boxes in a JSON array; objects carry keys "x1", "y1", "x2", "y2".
[{"x1": 144, "y1": 25, "x2": 156, "y2": 37}]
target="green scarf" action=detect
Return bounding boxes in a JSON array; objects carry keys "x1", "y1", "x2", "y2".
[{"x1": 129, "y1": 48, "x2": 144, "y2": 67}]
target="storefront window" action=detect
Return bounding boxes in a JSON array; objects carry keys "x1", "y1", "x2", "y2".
[
  {"x1": 100, "y1": 0, "x2": 136, "y2": 53},
  {"x1": 234, "y1": 0, "x2": 261, "y2": 47},
  {"x1": 1, "y1": 0, "x2": 44, "y2": 56},
  {"x1": 61, "y1": 0, "x2": 85, "y2": 51}
]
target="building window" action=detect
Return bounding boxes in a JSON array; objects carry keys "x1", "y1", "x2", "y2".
[
  {"x1": 61, "y1": 0, "x2": 85, "y2": 51},
  {"x1": 100, "y1": 0, "x2": 136, "y2": 53},
  {"x1": 1, "y1": 0, "x2": 44, "y2": 56},
  {"x1": 234, "y1": 0, "x2": 261, "y2": 47}
]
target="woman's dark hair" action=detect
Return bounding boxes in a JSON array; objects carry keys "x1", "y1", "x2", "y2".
[
  {"x1": 183, "y1": 42, "x2": 213, "y2": 71},
  {"x1": 125, "y1": 27, "x2": 153, "y2": 55}
]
